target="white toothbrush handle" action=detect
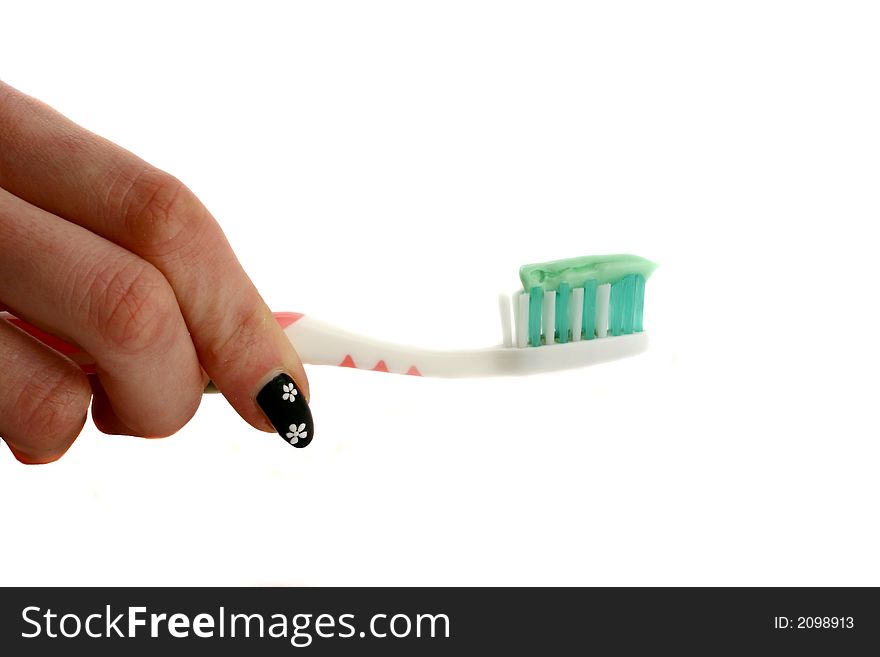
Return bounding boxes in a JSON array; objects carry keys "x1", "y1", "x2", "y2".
[
  {"x1": 1, "y1": 311, "x2": 648, "y2": 379},
  {"x1": 285, "y1": 315, "x2": 648, "y2": 378}
]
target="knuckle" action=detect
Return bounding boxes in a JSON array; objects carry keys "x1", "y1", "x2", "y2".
[
  {"x1": 12, "y1": 366, "x2": 90, "y2": 461},
  {"x1": 112, "y1": 166, "x2": 208, "y2": 256},
  {"x1": 84, "y1": 257, "x2": 178, "y2": 356}
]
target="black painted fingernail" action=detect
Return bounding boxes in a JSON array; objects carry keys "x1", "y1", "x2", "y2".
[{"x1": 256, "y1": 373, "x2": 313, "y2": 448}]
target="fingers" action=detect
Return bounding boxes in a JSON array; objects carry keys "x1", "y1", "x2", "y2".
[
  {"x1": 0, "y1": 82, "x2": 309, "y2": 433},
  {"x1": 0, "y1": 187, "x2": 204, "y2": 437},
  {"x1": 0, "y1": 319, "x2": 90, "y2": 464}
]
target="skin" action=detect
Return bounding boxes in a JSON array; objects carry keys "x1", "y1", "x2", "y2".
[{"x1": 0, "y1": 81, "x2": 309, "y2": 464}]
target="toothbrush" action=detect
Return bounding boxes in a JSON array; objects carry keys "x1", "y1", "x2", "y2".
[{"x1": 1, "y1": 254, "x2": 657, "y2": 378}]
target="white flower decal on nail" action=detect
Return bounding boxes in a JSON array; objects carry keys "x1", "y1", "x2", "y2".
[
  {"x1": 286, "y1": 423, "x2": 307, "y2": 445},
  {"x1": 282, "y1": 382, "x2": 298, "y2": 402}
]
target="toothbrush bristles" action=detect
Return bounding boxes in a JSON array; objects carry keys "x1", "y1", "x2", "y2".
[{"x1": 509, "y1": 274, "x2": 647, "y2": 348}]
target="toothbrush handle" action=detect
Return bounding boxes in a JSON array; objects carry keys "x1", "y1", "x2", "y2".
[
  {"x1": 1, "y1": 311, "x2": 649, "y2": 379},
  {"x1": 277, "y1": 315, "x2": 648, "y2": 377}
]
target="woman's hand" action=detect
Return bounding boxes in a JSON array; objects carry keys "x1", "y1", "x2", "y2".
[{"x1": 0, "y1": 81, "x2": 310, "y2": 463}]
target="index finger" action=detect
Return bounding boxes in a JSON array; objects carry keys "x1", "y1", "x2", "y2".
[{"x1": 0, "y1": 81, "x2": 312, "y2": 443}]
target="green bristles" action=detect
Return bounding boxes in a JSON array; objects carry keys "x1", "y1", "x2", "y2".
[
  {"x1": 582, "y1": 279, "x2": 597, "y2": 340},
  {"x1": 528, "y1": 286, "x2": 543, "y2": 347},
  {"x1": 609, "y1": 274, "x2": 646, "y2": 335},
  {"x1": 609, "y1": 274, "x2": 640, "y2": 336},
  {"x1": 634, "y1": 274, "x2": 646, "y2": 332},
  {"x1": 556, "y1": 282, "x2": 570, "y2": 343},
  {"x1": 622, "y1": 275, "x2": 635, "y2": 334}
]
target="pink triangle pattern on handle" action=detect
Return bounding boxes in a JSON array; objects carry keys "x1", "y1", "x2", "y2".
[{"x1": 273, "y1": 312, "x2": 304, "y2": 329}]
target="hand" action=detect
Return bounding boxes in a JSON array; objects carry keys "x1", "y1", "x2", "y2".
[{"x1": 0, "y1": 81, "x2": 310, "y2": 463}]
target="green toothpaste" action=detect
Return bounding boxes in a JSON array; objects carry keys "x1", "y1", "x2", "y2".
[{"x1": 519, "y1": 254, "x2": 657, "y2": 292}]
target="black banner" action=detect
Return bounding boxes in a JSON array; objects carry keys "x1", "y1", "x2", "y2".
[{"x1": 0, "y1": 587, "x2": 876, "y2": 654}]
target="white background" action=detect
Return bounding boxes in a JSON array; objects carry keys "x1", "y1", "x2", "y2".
[{"x1": 1, "y1": 1, "x2": 878, "y2": 585}]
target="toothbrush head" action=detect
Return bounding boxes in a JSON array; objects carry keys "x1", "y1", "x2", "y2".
[{"x1": 509, "y1": 254, "x2": 657, "y2": 348}]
